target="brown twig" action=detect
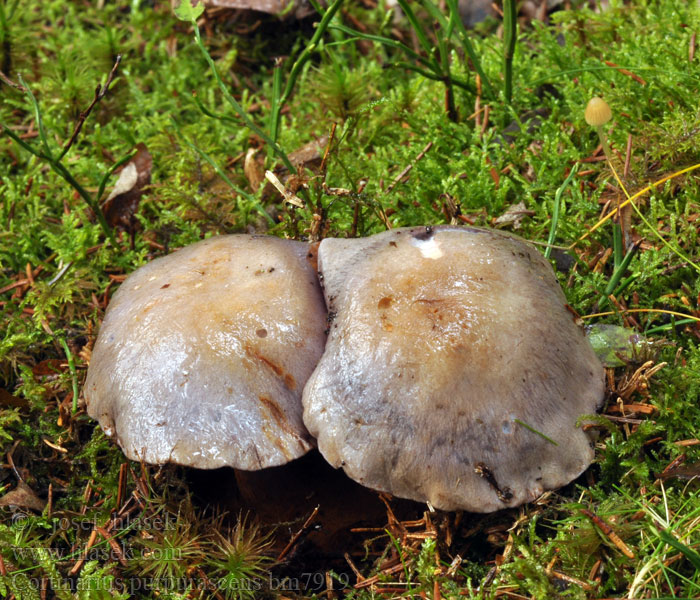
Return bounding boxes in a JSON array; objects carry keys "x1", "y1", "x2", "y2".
[
  {"x1": 690, "y1": 32, "x2": 696, "y2": 63},
  {"x1": 660, "y1": 453, "x2": 686, "y2": 476},
  {"x1": 344, "y1": 552, "x2": 365, "y2": 584},
  {"x1": 0, "y1": 69, "x2": 26, "y2": 91},
  {"x1": 623, "y1": 133, "x2": 633, "y2": 179},
  {"x1": 603, "y1": 60, "x2": 647, "y2": 86},
  {"x1": 95, "y1": 526, "x2": 129, "y2": 567},
  {"x1": 386, "y1": 142, "x2": 433, "y2": 193},
  {"x1": 550, "y1": 570, "x2": 593, "y2": 591},
  {"x1": 354, "y1": 561, "x2": 410, "y2": 589},
  {"x1": 580, "y1": 508, "x2": 635, "y2": 559},
  {"x1": 319, "y1": 122, "x2": 337, "y2": 176},
  {"x1": 480, "y1": 105, "x2": 490, "y2": 137},
  {"x1": 69, "y1": 528, "x2": 98, "y2": 575},
  {"x1": 116, "y1": 462, "x2": 128, "y2": 509},
  {"x1": 60, "y1": 55, "x2": 122, "y2": 158},
  {"x1": 675, "y1": 438, "x2": 700, "y2": 447},
  {"x1": 276, "y1": 505, "x2": 320, "y2": 561}
]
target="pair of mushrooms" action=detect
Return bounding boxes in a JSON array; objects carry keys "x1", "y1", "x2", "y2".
[{"x1": 85, "y1": 225, "x2": 604, "y2": 512}]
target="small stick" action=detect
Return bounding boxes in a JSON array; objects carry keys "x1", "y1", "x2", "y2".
[
  {"x1": 386, "y1": 141, "x2": 433, "y2": 193},
  {"x1": 7, "y1": 440, "x2": 21, "y2": 481},
  {"x1": 690, "y1": 32, "x2": 696, "y2": 63},
  {"x1": 69, "y1": 528, "x2": 98, "y2": 575},
  {"x1": 0, "y1": 69, "x2": 27, "y2": 91},
  {"x1": 60, "y1": 55, "x2": 122, "y2": 159},
  {"x1": 344, "y1": 552, "x2": 365, "y2": 583},
  {"x1": 25, "y1": 263, "x2": 34, "y2": 286},
  {"x1": 480, "y1": 105, "x2": 490, "y2": 137},
  {"x1": 95, "y1": 526, "x2": 129, "y2": 567},
  {"x1": 675, "y1": 438, "x2": 700, "y2": 447},
  {"x1": 116, "y1": 463, "x2": 128, "y2": 510},
  {"x1": 354, "y1": 562, "x2": 409, "y2": 589},
  {"x1": 623, "y1": 134, "x2": 633, "y2": 179},
  {"x1": 81, "y1": 480, "x2": 93, "y2": 515},
  {"x1": 276, "y1": 505, "x2": 320, "y2": 561},
  {"x1": 47, "y1": 483, "x2": 53, "y2": 519},
  {"x1": 603, "y1": 60, "x2": 647, "y2": 86},
  {"x1": 325, "y1": 571, "x2": 334, "y2": 599},
  {"x1": 550, "y1": 570, "x2": 593, "y2": 591},
  {"x1": 660, "y1": 453, "x2": 686, "y2": 476},
  {"x1": 0, "y1": 279, "x2": 30, "y2": 295},
  {"x1": 580, "y1": 508, "x2": 635, "y2": 558},
  {"x1": 319, "y1": 122, "x2": 337, "y2": 176}
]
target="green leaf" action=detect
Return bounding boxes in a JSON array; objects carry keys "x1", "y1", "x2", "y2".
[{"x1": 174, "y1": 0, "x2": 204, "y2": 22}]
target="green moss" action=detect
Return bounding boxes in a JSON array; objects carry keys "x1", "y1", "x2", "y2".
[{"x1": 1, "y1": 0, "x2": 700, "y2": 597}]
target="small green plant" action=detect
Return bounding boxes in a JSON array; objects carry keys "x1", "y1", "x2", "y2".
[
  {"x1": 1, "y1": 67, "x2": 128, "y2": 245},
  {"x1": 330, "y1": 0, "x2": 494, "y2": 120},
  {"x1": 204, "y1": 516, "x2": 273, "y2": 600}
]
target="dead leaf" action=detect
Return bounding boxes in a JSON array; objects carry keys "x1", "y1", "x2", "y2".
[
  {"x1": 0, "y1": 388, "x2": 29, "y2": 409},
  {"x1": 32, "y1": 359, "x2": 65, "y2": 377},
  {"x1": 273, "y1": 135, "x2": 328, "y2": 182},
  {"x1": 492, "y1": 201, "x2": 534, "y2": 230},
  {"x1": 0, "y1": 481, "x2": 46, "y2": 513},
  {"x1": 101, "y1": 143, "x2": 153, "y2": 231},
  {"x1": 659, "y1": 461, "x2": 700, "y2": 481},
  {"x1": 244, "y1": 148, "x2": 265, "y2": 192}
]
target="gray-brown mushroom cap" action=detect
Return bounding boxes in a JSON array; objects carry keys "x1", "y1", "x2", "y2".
[
  {"x1": 302, "y1": 225, "x2": 605, "y2": 512},
  {"x1": 85, "y1": 235, "x2": 327, "y2": 470}
]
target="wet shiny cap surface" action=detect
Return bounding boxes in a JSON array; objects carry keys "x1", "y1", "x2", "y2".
[
  {"x1": 85, "y1": 235, "x2": 327, "y2": 470},
  {"x1": 302, "y1": 225, "x2": 605, "y2": 512}
]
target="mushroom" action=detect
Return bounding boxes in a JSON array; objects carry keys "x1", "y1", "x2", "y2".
[
  {"x1": 302, "y1": 225, "x2": 605, "y2": 512},
  {"x1": 85, "y1": 235, "x2": 327, "y2": 470},
  {"x1": 584, "y1": 96, "x2": 613, "y2": 165}
]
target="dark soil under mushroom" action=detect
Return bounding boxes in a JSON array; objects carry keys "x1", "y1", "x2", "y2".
[{"x1": 187, "y1": 450, "x2": 428, "y2": 585}]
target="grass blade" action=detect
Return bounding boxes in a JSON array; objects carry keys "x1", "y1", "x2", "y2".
[
  {"x1": 174, "y1": 123, "x2": 274, "y2": 225},
  {"x1": 192, "y1": 24, "x2": 295, "y2": 173},
  {"x1": 658, "y1": 530, "x2": 700, "y2": 571},
  {"x1": 544, "y1": 164, "x2": 578, "y2": 259},
  {"x1": 445, "y1": 0, "x2": 494, "y2": 98},
  {"x1": 502, "y1": 0, "x2": 517, "y2": 103}
]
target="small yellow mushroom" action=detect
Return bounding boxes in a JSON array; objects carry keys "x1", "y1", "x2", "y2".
[
  {"x1": 585, "y1": 96, "x2": 613, "y2": 164},
  {"x1": 584, "y1": 96, "x2": 612, "y2": 127}
]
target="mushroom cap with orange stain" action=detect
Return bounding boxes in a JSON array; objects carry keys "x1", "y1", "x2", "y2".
[{"x1": 85, "y1": 235, "x2": 326, "y2": 470}]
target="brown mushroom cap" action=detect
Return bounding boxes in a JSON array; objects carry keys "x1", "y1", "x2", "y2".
[
  {"x1": 302, "y1": 225, "x2": 604, "y2": 512},
  {"x1": 85, "y1": 235, "x2": 327, "y2": 470}
]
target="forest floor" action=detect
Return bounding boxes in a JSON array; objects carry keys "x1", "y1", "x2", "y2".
[{"x1": 1, "y1": 0, "x2": 700, "y2": 598}]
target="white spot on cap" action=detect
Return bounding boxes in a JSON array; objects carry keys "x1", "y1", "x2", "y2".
[{"x1": 411, "y1": 237, "x2": 444, "y2": 260}]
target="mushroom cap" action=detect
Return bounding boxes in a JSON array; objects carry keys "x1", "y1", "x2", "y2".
[
  {"x1": 584, "y1": 96, "x2": 612, "y2": 127},
  {"x1": 302, "y1": 225, "x2": 605, "y2": 512},
  {"x1": 85, "y1": 235, "x2": 327, "y2": 470}
]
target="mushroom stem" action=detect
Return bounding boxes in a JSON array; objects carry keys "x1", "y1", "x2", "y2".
[{"x1": 595, "y1": 125, "x2": 614, "y2": 167}]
